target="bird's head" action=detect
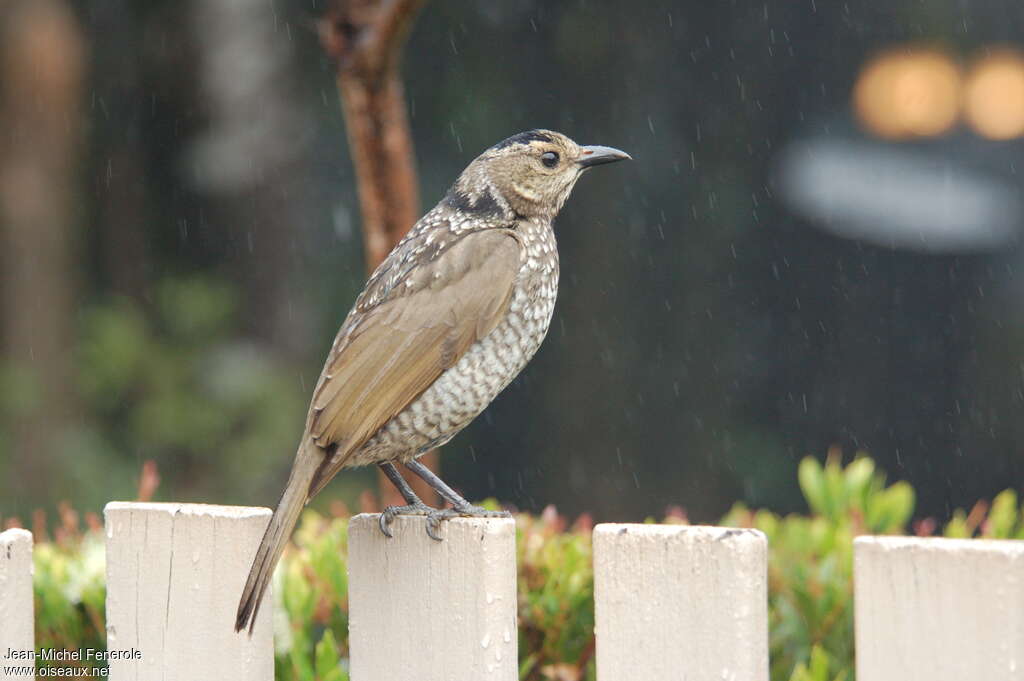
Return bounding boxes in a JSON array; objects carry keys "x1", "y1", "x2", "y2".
[{"x1": 447, "y1": 130, "x2": 631, "y2": 220}]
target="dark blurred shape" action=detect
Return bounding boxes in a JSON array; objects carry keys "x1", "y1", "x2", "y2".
[
  {"x1": 188, "y1": 0, "x2": 317, "y2": 357},
  {"x1": 0, "y1": 0, "x2": 84, "y2": 503},
  {"x1": 188, "y1": 0, "x2": 310, "y2": 192}
]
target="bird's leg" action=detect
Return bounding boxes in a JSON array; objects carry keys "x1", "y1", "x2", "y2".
[
  {"x1": 402, "y1": 459, "x2": 469, "y2": 506},
  {"x1": 380, "y1": 461, "x2": 423, "y2": 505},
  {"x1": 403, "y1": 459, "x2": 512, "y2": 521},
  {"x1": 377, "y1": 462, "x2": 441, "y2": 539}
]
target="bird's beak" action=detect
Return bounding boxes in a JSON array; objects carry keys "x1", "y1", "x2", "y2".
[{"x1": 578, "y1": 145, "x2": 632, "y2": 168}]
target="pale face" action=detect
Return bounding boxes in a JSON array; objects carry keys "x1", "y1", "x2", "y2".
[{"x1": 455, "y1": 130, "x2": 630, "y2": 220}]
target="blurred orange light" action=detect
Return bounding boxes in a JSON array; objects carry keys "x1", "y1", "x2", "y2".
[
  {"x1": 963, "y1": 49, "x2": 1024, "y2": 140},
  {"x1": 853, "y1": 48, "x2": 961, "y2": 140}
]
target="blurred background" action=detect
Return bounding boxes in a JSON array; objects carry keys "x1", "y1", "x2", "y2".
[{"x1": 2, "y1": 0, "x2": 1024, "y2": 524}]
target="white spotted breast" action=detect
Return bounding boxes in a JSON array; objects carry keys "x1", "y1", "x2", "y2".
[{"x1": 346, "y1": 218, "x2": 559, "y2": 467}]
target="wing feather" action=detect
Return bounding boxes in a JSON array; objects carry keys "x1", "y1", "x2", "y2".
[{"x1": 304, "y1": 228, "x2": 522, "y2": 496}]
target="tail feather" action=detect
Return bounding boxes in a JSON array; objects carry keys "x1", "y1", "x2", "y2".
[{"x1": 235, "y1": 440, "x2": 322, "y2": 634}]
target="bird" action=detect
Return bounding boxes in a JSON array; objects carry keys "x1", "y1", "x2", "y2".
[{"x1": 235, "y1": 129, "x2": 630, "y2": 633}]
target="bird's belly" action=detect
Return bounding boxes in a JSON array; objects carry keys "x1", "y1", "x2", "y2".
[{"x1": 346, "y1": 272, "x2": 557, "y2": 467}]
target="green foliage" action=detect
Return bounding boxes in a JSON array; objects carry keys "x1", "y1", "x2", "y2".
[
  {"x1": 722, "y1": 452, "x2": 914, "y2": 681},
  {"x1": 2, "y1": 274, "x2": 306, "y2": 520},
  {"x1": 24, "y1": 455, "x2": 1024, "y2": 681},
  {"x1": 795, "y1": 456, "x2": 914, "y2": 533},
  {"x1": 59, "y1": 277, "x2": 304, "y2": 511},
  {"x1": 516, "y1": 508, "x2": 596, "y2": 681},
  {"x1": 789, "y1": 646, "x2": 848, "y2": 681},
  {"x1": 944, "y1": 489, "x2": 1024, "y2": 540},
  {"x1": 275, "y1": 511, "x2": 350, "y2": 681},
  {"x1": 30, "y1": 513, "x2": 107, "y2": 675}
]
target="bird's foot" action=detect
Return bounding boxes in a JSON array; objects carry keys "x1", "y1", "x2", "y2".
[
  {"x1": 379, "y1": 503, "x2": 511, "y2": 541},
  {"x1": 451, "y1": 504, "x2": 512, "y2": 520},
  {"x1": 378, "y1": 501, "x2": 438, "y2": 538},
  {"x1": 422, "y1": 506, "x2": 512, "y2": 541},
  {"x1": 423, "y1": 501, "x2": 512, "y2": 540}
]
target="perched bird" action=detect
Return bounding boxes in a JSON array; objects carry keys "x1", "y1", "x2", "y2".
[{"x1": 235, "y1": 129, "x2": 630, "y2": 633}]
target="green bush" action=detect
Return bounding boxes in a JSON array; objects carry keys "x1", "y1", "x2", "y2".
[
  {"x1": 20, "y1": 454, "x2": 1024, "y2": 681},
  {"x1": 721, "y1": 453, "x2": 914, "y2": 681},
  {"x1": 0, "y1": 277, "x2": 307, "y2": 520}
]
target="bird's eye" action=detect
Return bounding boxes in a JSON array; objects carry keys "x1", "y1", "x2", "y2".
[{"x1": 540, "y1": 151, "x2": 559, "y2": 168}]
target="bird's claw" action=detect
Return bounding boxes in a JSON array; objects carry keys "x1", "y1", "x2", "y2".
[
  {"x1": 378, "y1": 503, "x2": 511, "y2": 540},
  {"x1": 379, "y1": 501, "x2": 437, "y2": 538},
  {"x1": 452, "y1": 504, "x2": 512, "y2": 520},
  {"x1": 422, "y1": 506, "x2": 511, "y2": 540}
]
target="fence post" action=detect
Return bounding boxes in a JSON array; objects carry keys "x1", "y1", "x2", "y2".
[
  {"x1": 593, "y1": 524, "x2": 769, "y2": 681},
  {"x1": 348, "y1": 514, "x2": 518, "y2": 681},
  {"x1": 0, "y1": 529, "x2": 33, "y2": 678},
  {"x1": 855, "y1": 535, "x2": 1024, "y2": 681},
  {"x1": 103, "y1": 502, "x2": 273, "y2": 681}
]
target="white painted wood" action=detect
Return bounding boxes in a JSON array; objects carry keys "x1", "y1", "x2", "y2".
[
  {"x1": 104, "y1": 502, "x2": 273, "y2": 681},
  {"x1": 0, "y1": 529, "x2": 33, "y2": 679},
  {"x1": 348, "y1": 514, "x2": 517, "y2": 681},
  {"x1": 855, "y1": 535, "x2": 1024, "y2": 681},
  {"x1": 593, "y1": 524, "x2": 769, "y2": 681}
]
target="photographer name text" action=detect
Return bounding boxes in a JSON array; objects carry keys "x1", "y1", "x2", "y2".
[{"x1": 4, "y1": 648, "x2": 140, "y2": 662}]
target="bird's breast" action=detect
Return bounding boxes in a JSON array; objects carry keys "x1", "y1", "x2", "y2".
[{"x1": 348, "y1": 224, "x2": 559, "y2": 466}]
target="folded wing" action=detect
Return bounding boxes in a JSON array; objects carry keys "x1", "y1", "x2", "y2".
[{"x1": 305, "y1": 228, "x2": 522, "y2": 496}]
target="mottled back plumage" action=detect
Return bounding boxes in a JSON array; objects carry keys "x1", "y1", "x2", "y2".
[{"x1": 235, "y1": 130, "x2": 629, "y2": 633}]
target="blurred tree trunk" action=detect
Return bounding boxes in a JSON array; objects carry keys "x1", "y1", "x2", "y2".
[
  {"x1": 0, "y1": 0, "x2": 84, "y2": 501},
  {"x1": 320, "y1": 0, "x2": 440, "y2": 507},
  {"x1": 189, "y1": 0, "x2": 316, "y2": 359}
]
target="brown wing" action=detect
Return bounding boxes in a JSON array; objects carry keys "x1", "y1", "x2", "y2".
[{"x1": 304, "y1": 228, "x2": 522, "y2": 496}]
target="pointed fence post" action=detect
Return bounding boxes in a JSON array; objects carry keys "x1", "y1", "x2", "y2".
[
  {"x1": 347, "y1": 514, "x2": 518, "y2": 681},
  {"x1": 593, "y1": 524, "x2": 769, "y2": 681},
  {"x1": 855, "y1": 535, "x2": 1024, "y2": 681},
  {"x1": 103, "y1": 502, "x2": 273, "y2": 681},
  {"x1": 1, "y1": 529, "x2": 33, "y2": 679}
]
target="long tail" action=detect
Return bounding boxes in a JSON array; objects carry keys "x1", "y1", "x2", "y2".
[{"x1": 235, "y1": 439, "x2": 322, "y2": 634}]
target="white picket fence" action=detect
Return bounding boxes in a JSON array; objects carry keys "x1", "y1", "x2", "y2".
[{"x1": 1, "y1": 503, "x2": 1023, "y2": 681}]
